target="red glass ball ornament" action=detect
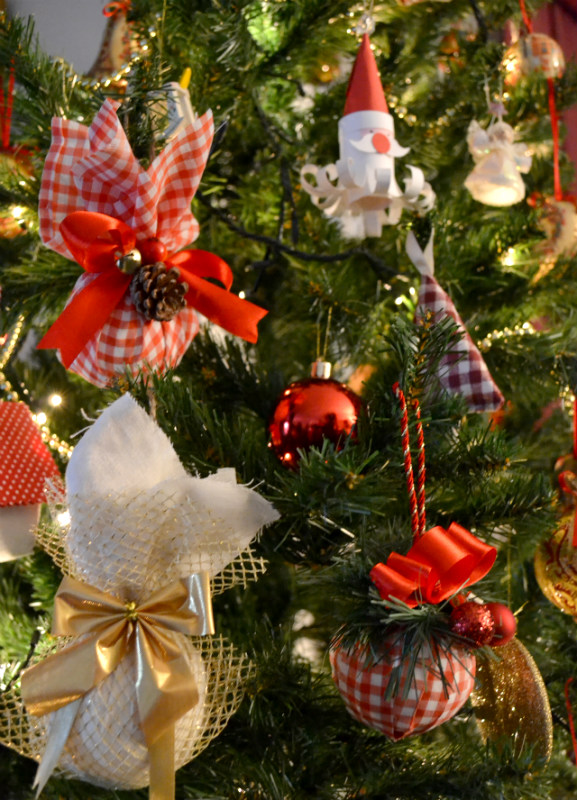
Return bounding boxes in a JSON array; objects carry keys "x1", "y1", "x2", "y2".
[
  {"x1": 485, "y1": 602, "x2": 517, "y2": 647},
  {"x1": 268, "y1": 364, "x2": 363, "y2": 469},
  {"x1": 449, "y1": 601, "x2": 495, "y2": 648}
]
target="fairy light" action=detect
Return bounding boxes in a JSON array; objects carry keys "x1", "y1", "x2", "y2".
[
  {"x1": 501, "y1": 246, "x2": 517, "y2": 266},
  {"x1": 48, "y1": 393, "x2": 63, "y2": 407},
  {"x1": 479, "y1": 321, "x2": 536, "y2": 352},
  {"x1": 0, "y1": 317, "x2": 74, "y2": 459},
  {"x1": 56, "y1": 510, "x2": 71, "y2": 527}
]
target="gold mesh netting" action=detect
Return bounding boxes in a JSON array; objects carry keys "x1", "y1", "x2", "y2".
[
  {"x1": 0, "y1": 636, "x2": 252, "y2": 790},
  {"x1": 41, "y1": 483, "x2": 268, "y2": 596},
  {"x1": 0, "y1": 480, "x2": 268, "y2": 790}
]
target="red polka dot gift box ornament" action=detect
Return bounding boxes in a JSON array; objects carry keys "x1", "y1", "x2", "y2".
[
  {"x1": 36, "y1": 99, "x2": 267, "y2": 388},
  {"x1": 268, "y1": 361, "x2": 363, "y2": 469},
  {"x1": 0, "y1": 401, "x2": 60, "y2": 561}
]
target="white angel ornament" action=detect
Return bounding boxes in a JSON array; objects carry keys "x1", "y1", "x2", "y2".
[{"x1": 465, "y1": 117, "x2": 532, "y2": 206}]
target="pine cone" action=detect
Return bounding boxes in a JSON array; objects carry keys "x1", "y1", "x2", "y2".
[{"x1": 129, "y1": 262, "x2": 188, "y2": 322}]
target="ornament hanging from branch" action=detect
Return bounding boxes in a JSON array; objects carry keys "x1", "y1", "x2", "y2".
[
  {"x1": 268, "y1": 360, "x2": 363, "y2": 469},
  {"x1": 407, "y1": 231, "x2": 504, "y2": 412},
  {"x1": 300, "y1": 34, "x2": 434, "y2": 239},
  {"x1": 0, "y1": 401, "x2": 60, "y2": 562},
  {"x1": 0, "y1": 394, "x2": 279, "y2": 798},
  {"x1": 464, "y1": 87, "x2": 532, "y2": 207},
  {"x1": 36, "y1": 100, "x2": 267, "y2": 387},
  {"x1": 331, "y1": 385, "x2": 510, "y2": 741},
  {"x1": 86, "y1": 1, "x2": 136, "y2": 88}
]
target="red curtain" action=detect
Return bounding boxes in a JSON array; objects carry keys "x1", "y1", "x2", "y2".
[{"x1": 535, "y1": 1, "x2": 577, "y2": 190}]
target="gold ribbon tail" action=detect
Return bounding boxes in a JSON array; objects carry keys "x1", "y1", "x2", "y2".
[{"x1": 149, "y1": 725, "x2": 176, "y2": 800}]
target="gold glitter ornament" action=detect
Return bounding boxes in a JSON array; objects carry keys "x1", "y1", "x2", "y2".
[
  {"x1": 534, "y1": 515, "x2": 577, "y2": 617},
  {"x1": 470, "y1": 639, "x2": 553, "y2": 763}
]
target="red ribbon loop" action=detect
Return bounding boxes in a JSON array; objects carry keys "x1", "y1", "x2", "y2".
[
  {"x1": 103, "y1": 1, "x2": 131, "y2": 17},
  {"x1": 559, "y1": 470, "x2": 577, "y2": 547},
  {"x1": 38, "y1": 211, "x2": 267, "y2": 367},
  {"x1": 369, "y1": 522, "x2": 497, "y2": 608}
]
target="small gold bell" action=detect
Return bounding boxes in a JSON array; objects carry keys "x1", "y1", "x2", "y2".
[{"x1": 115, "y1": 248, "x2": 142, "y2": 275}]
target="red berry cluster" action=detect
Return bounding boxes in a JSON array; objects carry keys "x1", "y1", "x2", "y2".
[{"x1": 449, "y1": 601, "x2": 517, "y2": 648}]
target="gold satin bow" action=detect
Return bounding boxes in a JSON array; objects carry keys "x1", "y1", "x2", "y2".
[{"x1": 21, "y1": 573, "x2": 214, "y2": 799}]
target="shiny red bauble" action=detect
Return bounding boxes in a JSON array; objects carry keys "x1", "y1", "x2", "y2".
[
  {"x1": 484, "y1": 602, "x2": 517, "y2": 647},
  {"x1": 268, "y1": 365, "x2": 363, "y2": 469},
  {"x1": 449, "y1": 601, "x2": 496, "y2": 648}
]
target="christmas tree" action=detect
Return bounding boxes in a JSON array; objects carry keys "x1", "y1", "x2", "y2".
[{"x1": 1, "y1": 0, "x2": 577, "y2": 798}]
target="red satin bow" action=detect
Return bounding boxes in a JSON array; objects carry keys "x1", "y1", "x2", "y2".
[
  {"x1": 369, "y1": 522, "x2": 496, "y2": 608},
  {"x1": 38, "y1": 211, "x2": 267, "y2": 368}
]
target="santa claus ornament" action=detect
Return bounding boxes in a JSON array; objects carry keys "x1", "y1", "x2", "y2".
[
  {"x1": 0, "y1": 401, "x2": 60, "y2": 561},
  {"x1": 407, "y1": 231, "x2": 504, "y2": 413},
  {"x1": 300, "y1": 34, "x2": 434, "y2": 238}
]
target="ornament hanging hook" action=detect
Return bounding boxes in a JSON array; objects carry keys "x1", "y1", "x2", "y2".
[{"x1": 353, "y1": 0, "x2": 375, "y2": 36}]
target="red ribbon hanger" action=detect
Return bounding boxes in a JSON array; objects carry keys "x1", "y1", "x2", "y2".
[
  {"x1": 370, "y1": 385, "x2": 496, "y2": 607},
  {"x1": 37, "y1": 211, "x2": 267, "y2": 367}
]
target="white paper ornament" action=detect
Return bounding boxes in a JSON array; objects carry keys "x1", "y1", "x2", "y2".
[
  {"x1": 465, "y1": 119, "x2": 531, "y2": 207},
  {"x1": 3, "y1": 394, "x2": 279, "y2": 795},
  {"x1": 301, "y1": 34, "x2": 434, "y2": 238}
]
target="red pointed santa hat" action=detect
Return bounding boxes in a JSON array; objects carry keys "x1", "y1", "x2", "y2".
[{"x1": 344, "y1": 34, "x2": 389, "y2": 116}]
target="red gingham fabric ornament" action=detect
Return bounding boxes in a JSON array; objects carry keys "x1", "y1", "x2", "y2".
[
  {"x1": 38, "y1": 100, "x2": 213, "y2": 387},
  {"x1": 407, "y1": 231, "x2": 504, "y2": 413},
  {"x1": 330, "y1": 634, "x2": 475, "y2": 740},
  {"x1": 0, "y1": 401, "x2": 60, "y2": 507}
]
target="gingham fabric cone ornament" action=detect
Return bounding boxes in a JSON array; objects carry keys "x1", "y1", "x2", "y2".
[
  {"x1": 37, "y1": 99, "x2": 267, "y2": 387},
  {"x1": 408, "y1": 231, "x2": 504, "y2": 412},
  {"x1": 300, "y1": 35, "x2": 434, "y2": 238},
  {"x1": 465, "y1": 118, "x2": 532, "y2": 206},
  {"x1": 0, "y1": 401, "x2": 60, "y2": 561},
  {"x1": 1, "y1": 394, "x2": 278, "y2": 798}
]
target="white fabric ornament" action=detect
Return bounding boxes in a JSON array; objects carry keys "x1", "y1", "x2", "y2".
[
  {"x1": 301, "y1": 35, "x2": 434, "y2": 238},
  {"x1": 465, "y1": 119, "x2": 531, "y2": 207},
  {"x1": 8, "y1": 394, "x2": 279, "y2": 796}
]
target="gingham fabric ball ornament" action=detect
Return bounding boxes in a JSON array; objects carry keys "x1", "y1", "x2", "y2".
[
  {"x1": 407, "y1": 231, "x2": 504, "y2": 413},
  {"x1": 330, "y1": 634, "x2": 476, "y2": 740},
  {"x1": 0, "y1": 401, "x2": 60, "y2": 561},
  {"x1": 37, "y1": 100, "x2": 267, "y2": 387},
  {"x1": 0, "y1": 394, "x2": 279, "y2": 798}
]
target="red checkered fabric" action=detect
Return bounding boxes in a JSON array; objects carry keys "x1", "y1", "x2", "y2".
[
  {"x1": 407, "y1": 232, "x2": 504, "y2": 413},
  {"x1": 0, "y1": 402, "x2": 60, "y2": 507},
  {"x1": 38, "y1": 100, "x2": 214, "y2": 387},
  {"x1": 330, "y1": 637, "x2": 475, "y2": 740}
]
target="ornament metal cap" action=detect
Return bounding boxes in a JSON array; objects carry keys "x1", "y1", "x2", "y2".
[{"x1": 311, "y1": 360, "x2": 332, "y2": 379}]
